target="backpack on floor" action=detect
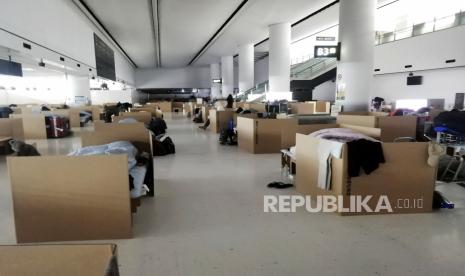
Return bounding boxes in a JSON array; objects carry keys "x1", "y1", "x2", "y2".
[
  {"x1": 148, "y1": 118, "x2": 168, "y2": 136},
  {"x1": 153, "y1": 135, "x2": 175, "y2": 156}
]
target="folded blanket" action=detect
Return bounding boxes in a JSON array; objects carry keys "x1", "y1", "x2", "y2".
[{"x1": 310, "y1": 128, "x2": 379, "y2": 143}]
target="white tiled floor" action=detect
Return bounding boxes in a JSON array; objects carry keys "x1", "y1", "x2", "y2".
[{"x1": 1, "y1": 114, "x2": 465, "y2": 276}]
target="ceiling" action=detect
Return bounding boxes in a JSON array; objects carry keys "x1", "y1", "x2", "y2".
[
  {"x1": 78, "y1": 0, "x2": 344, "y2": 69},
  {"x1": 80, "y1": 0, "x2": 393, "y2": 70}
]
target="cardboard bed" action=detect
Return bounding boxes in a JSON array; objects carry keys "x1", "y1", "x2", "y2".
[
  {"x1": 0, "y1": 244, "x2": 119, "y2": 276},
  {"x1": 295, "y1": 124, "x2": 436, "y2": 215},
  {"x1": 289, "y1": 102, "x2": 316, "y2": 115},
  {"x1": 336, "y1": 112, "x2": 417, "y2": 142}
]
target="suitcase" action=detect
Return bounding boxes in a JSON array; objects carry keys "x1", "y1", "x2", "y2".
[{"x1": 45, "y1": 115, "x2": 70, "y2": 138}]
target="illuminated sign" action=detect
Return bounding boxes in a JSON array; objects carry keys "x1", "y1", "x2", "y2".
[
  {"x1": 212, "y1": 79, "x2": 222, "y2": 83},
  {"x1": 314, "y1": 45, "x2": 339, "y2": 59}
]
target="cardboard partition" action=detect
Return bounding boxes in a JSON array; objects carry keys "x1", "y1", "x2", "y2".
[
  {"x1": 237, "y1": 116, "x2": 298, "y2": 153},
  {"x1": 0, "y1": 118, "x2": 24, "y2": 141},
  {"x1": 315, "y1": 101, "x2": 331, "y2": 113},
  {"x1": 289, "y1": 102, "x2": 316, "y2": 115},
  {"x1": 243, "y1": 103, "x2": 266, "y2": 112},
  {"x1": 147, "y1": 101, "x2": 172, "y2": 113},
  {"x1": 8, "y1": 155, "x2": 132, "y2": 243},
  {"x1": 114, "y1": 112, "x2": 152, "y2": 124},
  {"x1": 209, "y1": 109, "x2": 235, "y2": 133},
  {"x1": 233, "y1": 102, "x2": 245, "y2": 109},
  {"x1": 130, "y1": 107, "x2": 163, "y2": 118},
  {"x1": 336, "y1": 114, "x2": 417, "y2": 142},
  {"x1": 0, "y1": 244, "x2": 119, "y2": 276},
  {"x1": 295, "y1": 134, "x2": 435, "y2": 215},
  {"x1": 172, "y1": 102, "x2": 184, "y2": 112},
  {"x1": 202, "y1": 106, "x2": 210, "y2": 123},
  {"x1": 281, "y1": 123, "x2": 339, "y2": 149},
  {"x1": 94, "y1": 121, "x2": 146, "y2": 132},
  {"x1": 9, "y1": 114, "x2": 47, "y2": 139}
]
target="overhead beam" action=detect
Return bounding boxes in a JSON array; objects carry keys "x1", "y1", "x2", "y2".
[
  {"x1": 148, "y1": 0, "x2": 161, "y2": 67},
  {"x1": 188, "y1": 0, "x2": 249, "y2": 66},
  {"x1": 72, "y1": 0, "x2": 138, "y2": 68}
]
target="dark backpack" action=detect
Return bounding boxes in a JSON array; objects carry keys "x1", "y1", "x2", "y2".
[{"x1": 153, "y1": 136, "x2": 175, "y2": 156}]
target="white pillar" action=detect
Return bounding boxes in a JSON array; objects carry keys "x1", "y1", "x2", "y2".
[
  {"x1": 66, "y1": 75, "x2": 91, "y2": 105},
  {"x1": 239, "y1": 43, "x2": 254, "y2": 93},
  {"x1": 210, "y1": 63, "x2": 222, "y2": 99},
  {"x1": 336, "y1": 0, "x2": 376, "y2": 111},
  {"x1": 268, "y1": 22, "x2": 291, "y2": 100},
  {"x1": 221, "y1": 56, "x2": 234, "y2": 98}
]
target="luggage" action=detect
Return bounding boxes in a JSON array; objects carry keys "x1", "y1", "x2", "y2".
[
  {"x1": 0, "y1": 107, "x2": 13, "y2": 118},
  {"x1": 45, "y1": 115, "x2": 70, "y2": 138},
  {"x1": 152, "y1": 135, "x2": 175, "y2": 156}
]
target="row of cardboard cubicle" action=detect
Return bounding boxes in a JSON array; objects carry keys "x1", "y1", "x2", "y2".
[
  {"x1": 2, "y1": 102, "x2": 180, "y2": 245},
  {"x1": 195, "y1": 100, "x2": 434, "y2": 216},
  {"x1": 0, "y1": 102, "x2": 179, "y2": 274}
]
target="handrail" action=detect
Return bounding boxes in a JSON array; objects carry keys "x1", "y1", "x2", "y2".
[{"x1": 376, "y1": 10, "x2": 465, "y2": 45}]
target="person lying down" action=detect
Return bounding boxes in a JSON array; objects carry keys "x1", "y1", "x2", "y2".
[{"x1": 68, "y1": 141, "x2": 150, "y2": 198}]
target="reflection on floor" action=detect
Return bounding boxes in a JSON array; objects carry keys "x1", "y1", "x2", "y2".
[{"x1": 0, "y1": 114, "x2": 464, "y2": 276}]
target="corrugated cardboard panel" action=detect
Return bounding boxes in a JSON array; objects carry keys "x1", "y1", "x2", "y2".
[
  {"x1": 289, "y1": 102, "x2": 316, "y2": 115},
  {"x1": 91, "y1": 106, "x2": 103, "y2": 121},
  {"x1": 237, "y1": 116, "x2": 256, "y2": 153},
  {"x1": 315, "y1": 101, "x2": 331, "y2": 113},
  {"x1": 130, "y1": 107, "x2": 162, "y2": 118},
  {"x1": 8, "y1": 156, "x2": 132, "y2": 243},
  {"x1": 202, "y1": 106, "x2": 210, "y2": 123},
  {"x1": 336, "y1": 115, "x2": 377, "y2": 128},
  {"x1": 377, "y1": 116, "x2": 417, "y2": 142},
  {"x1": 69, "y1": 109, "x2": 82, "y2": 128},
  {"x1": 114, "y1": 112, "x2": 152, "y2": 124},
  {"x1": 348, "y1": 142, "x2": 434, "y2": 215},
  {"x1": 244, "y1": 103, "x2": 266, "y2": 112},
  {"x1": 281, "y1": 123, "x2": 339, "y2": 149},
  {"x1": 95, "y1": 121, "x2": 146, "y2": 132},
  {"x1": 0, "y1": 244, "x2": 118, "y2": 276},
  {"x1": 0, "y1": 118, "x2": 24, "y2": 140},
  {"x1": 147, "y1": 101, "x2": 172, "y2": 113},
  {"x1": 339, "y1": 124, "x2": 382, "y2": 139},
  {"x1": 9, "y1": 114, "x2": 47, "y2": 139},
  {"x1": 210, "y1": 110, "x2": 235, "y2": 133},
  {"x1": 254, "y1": 119, "x2": 288, "y2": 153},
  {"x1": 81, "y1": 128, "x2": 152, "y2": 154}
]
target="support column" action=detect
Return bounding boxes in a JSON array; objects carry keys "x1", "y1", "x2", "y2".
[
  {"x1": 268, "y1": 22, "x2": 292, "y2": 101},
  {"x1": 221, "y1": 56, "x2": 234, "y2": 98},
  {"x1": 239, "y1": 43, "x2": 254, "y2": 93},
  {"x1": 210, "y1": 63, "x2": 222, "y2": 99},
  {"x1": 336, "y1": 0, "x2": 376, "y2": 111}
]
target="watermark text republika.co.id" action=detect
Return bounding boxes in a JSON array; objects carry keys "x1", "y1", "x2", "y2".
[{"x1": 264, "y1": 195, "x2": 424, "y2": 213}]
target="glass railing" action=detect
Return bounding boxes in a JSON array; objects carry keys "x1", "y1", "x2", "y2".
[
  {"x1": 236, "y1": 81, "x2": 268, "y2": 102},
  {"x1": 291, "y1": 58, "x2": 337, "y2": 80},
  {"x1": 376, "y1": 10, "x2": 465, "y2": 45}
]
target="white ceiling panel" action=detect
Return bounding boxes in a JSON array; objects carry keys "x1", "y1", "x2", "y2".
[
  {"x1": 194, "y1": 0, "x2": 336, "y2": 66},
  {"x1": 158, "y1": 0, "x2": 243, "y2": 67},
  {"x1": 82, "y1": 0, "x2": 156, "y2": 68}
]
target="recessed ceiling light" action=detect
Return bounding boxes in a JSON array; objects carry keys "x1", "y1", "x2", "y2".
[{"x1": 23, "y1": 68, "x2": 34, "y2": 71}]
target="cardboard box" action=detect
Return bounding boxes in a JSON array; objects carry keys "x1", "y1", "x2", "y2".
[
  {"x1": 237, "y1": 115, "x2": 298, "y2": 153},
  {"x1": 315, "y1": 101, "x2": 331, "y2": 113},
  {"x1": 202, "y1": 106, "x2": 210, "y2": 123},
  {"x1": 130, "y1": 107, "x2": 163, "y2": 118},
  {"x1": 336, "y1": 112, "x2": 417, "y2": 142},
  {"x1": 209, "y1": 109, "x2": 236, "y2": 133},
  {"x1": 9, "y1": 114, "x2": 47, "y2": 139},
  {"x1": 243, "y1": 103, "x2": 266, "y2": 112},
  {"x1": 147, "y1": 101, "x2": 172, "y2": 113},
  {"x1": 295, "y1": 126, "x2": 435, "y2": 215},
  {"x1": 0, "y1": 118, "x2": 24, "y2": 141},
  {"x1": 0, "y1": 244, "x2": 119, "y2": 276},
  {"x1": 8, "y1": 155, "x2": 133, "y2": 243},
  {"x1": 289, "y1": 102, "x2": 316, "y2": 115}
]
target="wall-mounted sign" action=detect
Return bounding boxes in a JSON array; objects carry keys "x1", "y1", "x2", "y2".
[
  {"x1": 314, "y1": 45, "x2": 340, "y2": 59},
  {"x1": 212, "y1": 79, "x2": 222, "y2": 84},
  {"x1": 316, "y1": 36, "x2": 336, "y2": 41}
]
